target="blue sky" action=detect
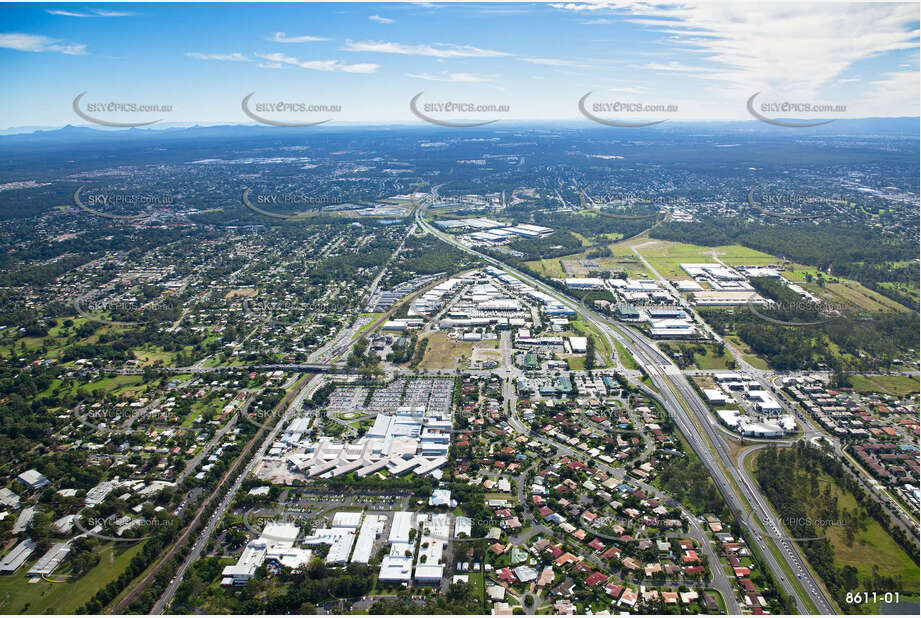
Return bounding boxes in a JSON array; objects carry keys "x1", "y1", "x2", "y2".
[{"x1": 1, "y1": 2, "x2": 918, "y2": 128}]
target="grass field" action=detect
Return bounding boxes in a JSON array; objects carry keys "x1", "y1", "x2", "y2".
[
  {"x1": 613, "y1": 339, "x2": 640, "y2": 370},
  {"x1": 78, "y1": 374, "x2": 147, "y2": 397},
  {"x1": 224, "y1": 288, "x2": 257, "y2": 299},
  {"x1": 725, "y1": 335, "x2": 769, "y2": 370},
  {"x1": 811, "y1": 473, "x2": 919, "y2": 600},
  {"x1": 0, "y1": 542, "x2": 145, "y2": 614},
  {"x1": 848, "y1": 375, "x2": 920, "y2": 396},
  {"x1": 417, "y1": 333, "x2": 476, "y2": 370},
  {"x1": 132, "y1": 348, "x2": 174, "y2": 366},
  {"x1": 753, "y1": 456, "x2": 919, "y2": 608},
  {"x1": 569, "y1": 318, "x2": 611, "y2": 368},
  {"x1": 523, "y1": 258, "x2": 567, "y2": 278},
  {"x1": 675, "y1": 343, "x2": 735, "y2": 370}
]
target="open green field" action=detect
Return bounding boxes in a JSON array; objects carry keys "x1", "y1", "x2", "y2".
[
  {"x1": 848, "y1": 375, "x2": 920, "y2": 396},
  {"x1": 0, "y1": 318, "x2": 130, "y2": 360},
  {"x1": 132, "y1": 347, "x2": 175, "y2": 366},
  {"x1": 78, "y1": 374, "x2": 147, "y2": 397},
  {"x1": 673, "y1": 343, "x2": 735, "y2": 370},
  {"x1": 523, "y1": 258, "x2": 567, "y2": 278},
  {"x1": 0, "y1": 542, "x2": 145, "y2": 614},
  {"x1": 630, "y1": 239, "x2": 775, "y2": 280},
  {"x1": 812, "y1": 475, "x2": 919, "y2": 602}
]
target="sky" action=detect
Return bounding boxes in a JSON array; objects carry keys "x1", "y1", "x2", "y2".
[{"x1": 0, "y1": 1, "x2": 918, "y2": 129}]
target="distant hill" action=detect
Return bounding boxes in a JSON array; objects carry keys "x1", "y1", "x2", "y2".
[{"x1": 0, "y1": 117, "x2": 916, "y2": 146}]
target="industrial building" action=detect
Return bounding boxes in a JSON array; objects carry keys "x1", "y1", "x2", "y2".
[
  {"x1": 0, "y1": 539, "x2": 35, "y2": 574},
  {"x1": 649, "y1": 318, "x2": 697, "y2": 339},
  {"x1": 27, "y1": 542, "x2": 71, "y2": 577},
  {"x1": 221, "y1": 522, "x2": 312, "y2": 586},
  {"x1": 350, "y1": 515, "x2": 382, "y2": 564},
  {"x1": 16, "y1": 469, "x2": 50, "y2": 490}
]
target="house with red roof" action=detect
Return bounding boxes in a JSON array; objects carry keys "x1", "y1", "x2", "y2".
[{"x1": 584, "y1": 571, "x2": 608, "y2": 587}]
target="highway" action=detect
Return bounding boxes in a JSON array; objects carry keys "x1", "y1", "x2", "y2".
[{"x1": 415, "y1": 202, "x2": 837, "y2": 614}]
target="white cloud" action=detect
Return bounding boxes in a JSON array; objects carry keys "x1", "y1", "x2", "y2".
[
  {"x1": 186, "y1": 52, "x2": 250, "y2": 62},
  {"x1": 607, "y1": 85, "x2": 648, "y2": 94},
  {"x1": 0, "y1": 33, "x2": 86, "y2": 55},
  {"x1": 270, "y1": 32, "x2": 328, "y2": 43},
  {"x1": 858, "y1": 70, "x2": 919, "y2": 116},
  {"x1": 45, "y1": 9, "x2": 92, "y2": 18},
  {"x1": 406, "y1": 72, "x2": 498, "y2": 82},
  {"x1": 343, "y1": 40, "x2": 509, "y2": 58},
  {"x1": 521, "y1": 57, "x2": 589, "y2": 68},
  {"x1": 583, "y1": 18, "x2": 613, "y2": 24},
  {"x1": 46, "y1": 9, "x2": 136, "y2": 17},
  {"x1": 258, "y1": 62, "x2": 286, "y2": 70},
  {"x1": 369, "y1": 15, "x2": 395, "y2": 24},
  {"x1": 254, "y1": 52, "x2": 378, "y2": 73},
  {"x1": 549, "y1": 2, "x2": 613, "y2": 11},
  {"x1": 92, "y1": 9, "x2": 137, "y2": 17},
  {"x1": 552, "y1": 2, "x2": 920, "y2": 99}
]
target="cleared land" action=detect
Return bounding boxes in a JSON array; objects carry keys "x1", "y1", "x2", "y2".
[
  {"x1": 848, "y1": 375, "x2": 920, "y2": 396},
  {"x1": 417, "y1": 332, "x2": 480, "y2": 370}
]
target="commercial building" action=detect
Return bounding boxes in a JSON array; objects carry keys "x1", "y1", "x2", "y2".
[
  {"x1": 565, "y1": 278, "x2": 606, "y2": 290},
  {"x1": 378, "y1": 547, "x2": 413, "y2": 583},
  {"x1": 221, "y1": 523, "x2": 312, "y2": 586}
]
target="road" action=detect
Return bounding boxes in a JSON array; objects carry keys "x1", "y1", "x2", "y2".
[
  {"x1": 151, "y1": 373, "x2": 323, "y2": 614},
  {"x1": 416, "y1": 204, "x2": 835, "y2": 614}
]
